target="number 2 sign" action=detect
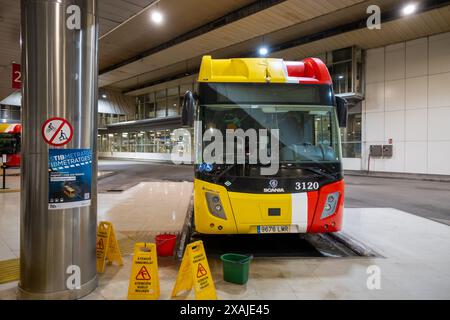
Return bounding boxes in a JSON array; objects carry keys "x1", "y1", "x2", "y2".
[{"x1": 12, "y1": 63, "x2": 21, "y2": 90}]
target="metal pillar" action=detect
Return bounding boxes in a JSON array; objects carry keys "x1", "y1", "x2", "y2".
[{"x1": 20, "y1": 0, "x2": 98, "y2": 299}]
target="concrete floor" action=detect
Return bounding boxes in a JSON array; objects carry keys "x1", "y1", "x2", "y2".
[
  {"x1": 98, "y1": 160, "x2": 450, "y2": 223},
  {"x1": 97, "y1": 160, "x2": 193, "y2": 193},
  {"x1": 345, "y1": 175, "x2": 450, "y2": 224},
  {"x1": 1, "y1": 160, "x2": 450, "y2": 300},
  {"x1": 2, "y1": 182, "x2": 449, "y2": 300}
]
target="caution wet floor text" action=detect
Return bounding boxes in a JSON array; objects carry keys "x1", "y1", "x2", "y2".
[
  {"x1": 128, "y1": 243, "x2": 160, "y2": 300},
  {"x1": 171, "y1": 240, "x2": 217, "y2": 300}
]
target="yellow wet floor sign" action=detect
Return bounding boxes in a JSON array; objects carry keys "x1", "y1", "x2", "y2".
[
  {"x1": 127, "y1": 243, "x2": 160, "y2": 300},
  {"x1": 171, "y1": 240, "x2": 217, "y2": 300},
  {"x1": 96, "y1": 221, "x2": 123, "y2": 273}
]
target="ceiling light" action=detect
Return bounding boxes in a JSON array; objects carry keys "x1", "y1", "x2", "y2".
[
  {"x1": 151, "y1": 11, "x2": 163, "y2": 24},
  {"x1": 338, "y1": 75, "x2": 344, "y2": 79},
  {"x1": 102, "y1": 94, "x2": 107, "y2": 99},
  {"x1": 402, "y1": 3, "x2": 417, "y2": 16},
  {"x1": 258, "y1": 47, "x2": 269, "y2": 56}
]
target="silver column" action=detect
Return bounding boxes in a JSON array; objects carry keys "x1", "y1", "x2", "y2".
[{"x1": 20, "y1": 0, "x2": 98, "y2": 299}]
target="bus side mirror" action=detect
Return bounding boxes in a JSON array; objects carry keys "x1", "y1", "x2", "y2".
[
  {"x1": 336, "y1": 96, "x2": 348, "y2": 128},
  {"x1": 181, "y1": 91, "x2": 196, "y2": 127}
]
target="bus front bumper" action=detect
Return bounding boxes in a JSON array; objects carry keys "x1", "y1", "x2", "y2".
[{"x1": 194, "y1": 179, "x2": 344, "y2": 235}]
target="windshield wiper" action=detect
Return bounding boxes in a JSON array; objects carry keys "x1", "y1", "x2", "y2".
[
  {"x1": 213, "y1": 163, "x2": 239, "y2": 183},
  {"x1": 300, "y1": 167, "x2": 337, "y2": 180}
]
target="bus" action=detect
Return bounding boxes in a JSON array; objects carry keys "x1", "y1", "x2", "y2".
[
  {"x1": 0, "y1": 124, "x2": 21, "y2": 167},
  {"x1": 182, "y1": 56, "x2": 348, "y2": 235}
]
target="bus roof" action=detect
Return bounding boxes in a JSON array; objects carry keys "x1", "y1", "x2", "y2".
[
  {"x1": 0, "y1": 124, "x2": 21, "y2": 134},
  {"x1": 198, "y1": 56, "x2": 332, "y2": 85}
]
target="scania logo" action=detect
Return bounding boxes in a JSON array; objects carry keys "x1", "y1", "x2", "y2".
[
  {"x1": 269, "y1": 180, "x2": 278, "y2": 188},
  {"x1": 264, "y1": 179, "x2": 284, "y2": 193}
]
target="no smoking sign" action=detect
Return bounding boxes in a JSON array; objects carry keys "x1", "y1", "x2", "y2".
[{"x1": 42, "y1": 117, "x2": 74, "y2": 147}]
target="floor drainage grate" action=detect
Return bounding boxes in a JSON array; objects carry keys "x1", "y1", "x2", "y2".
[{"x1": 106, "y1": 189, "x2": 124, "y2": 193}]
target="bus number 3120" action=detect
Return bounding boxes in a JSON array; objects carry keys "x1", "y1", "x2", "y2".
[{"x1": 295, "y1": 182, "x2": 320, "y2": 191}]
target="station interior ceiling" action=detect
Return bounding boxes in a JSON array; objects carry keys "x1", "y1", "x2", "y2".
[{"x1": 1, "y1": 0, "x2": 450, "y2": 100}]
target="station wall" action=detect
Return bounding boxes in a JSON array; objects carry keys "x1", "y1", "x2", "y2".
[{"x1": 361, "y1": 31, "x2": 450, "y2": 175}]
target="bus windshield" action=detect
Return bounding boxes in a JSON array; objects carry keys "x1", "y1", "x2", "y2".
[{"x1": 201, "y1": 104, "x2": 342, "y2": 164}]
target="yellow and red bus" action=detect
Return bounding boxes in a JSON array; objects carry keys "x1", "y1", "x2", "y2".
[
  {"x1": 182, "y1": 56, "x2": 348, "y2": 235},
  {"x1": 0, "y1": 123, "x2": 21, "y2": 167}
]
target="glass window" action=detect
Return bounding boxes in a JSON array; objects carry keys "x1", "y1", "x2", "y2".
[
  {"x1": 121, "y1": 132, "x2": 129, "y2": 152},
  {"x1": 101, "y1": 134, "x2": 110, "y2": 152},
  {"x1": 129, "y1": 132, "x2": 137, "y2": 152},
  {"x1": 167, "y1": 98, "x2": 179, "y2": 116},
  {"x1": 156, "y1": 89, "x2": 167, "y2": 118},
  {"x1": 145, "y1": 131, "x2": 156, "y2": 153},
  {"x1": 167, "y1": 86, "x2": 180, "y2": 116},
  {"x1": 331, "y1": 47, "x2": 352, "y2": 63},
  {"x1": 105, "y1": 134, "x2": 113, "y2": 152},
  {"x1": 112, "y1": 133, "x2": 121, "y2": 152},
  {"x1": 329, "y1": 62, "x2": 352, "y2": 94},
  {"x1": 136, "y1": 132, "x2": 145, "y2": 153},
  {"x1": 0, "y1": 106, "x2": 9, "y2": 120},
  {"x1": 145, "y1": 93, "x2": 156, "y2": 119},
  {"x1": 167, "y1": 87, "x2": 179, "y2": 97},
  {"x1": 340, "y1": 103, "x2": 362, "y2": 158},
  {"x1": 136, "y1": 96, "x2": 144, "y2": 120},
  {"x1": 97, "y1": 135, "x2": 102, "y2": 152},
  {"x1": 98, "y1": 114, "x2": 103, "y2": 128},
  {"x1": 156, "y1": 89, "x2": 166, "y2": 99},
  {"x1": 154, "y1": 130, "x2": 173, "y2": 153}
]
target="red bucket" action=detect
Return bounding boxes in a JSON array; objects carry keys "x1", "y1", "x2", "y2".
[{"x1": 155, "y1": 234, "x2": 177, "y2": 257}]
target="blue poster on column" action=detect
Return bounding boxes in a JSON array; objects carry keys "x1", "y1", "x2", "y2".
[{"x1": 48, "y1": 149, "x2": 92, "y2": 210}]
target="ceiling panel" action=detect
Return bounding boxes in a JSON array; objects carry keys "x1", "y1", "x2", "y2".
[
  {"x1": 98, "y1": 0, "x2": 256, "y2": 69},
  {"x1": 272, "y1": 6, "x2": 450, "y2": 60},
  {"x1": 0, "y1": 0, "x2": 156, "y2": 100},
  {"x1": 122, "y1": 5, "x2": 450, "y2": 95},
  {"x1": 99, "y1": 0, "x2": 367, "y2": 87}
]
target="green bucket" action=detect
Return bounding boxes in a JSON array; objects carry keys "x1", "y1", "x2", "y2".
[{"x1": 220, "y1": 253, "x2": 253, "y2": 285}]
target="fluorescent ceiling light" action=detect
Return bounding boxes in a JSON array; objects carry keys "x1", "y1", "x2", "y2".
[
  {"x1": 259, "y1": 47, "x2": 269, "y2": 56},
  {"x1": 151, "y1": 11, "x2": 163, "y2": 24},
  {"x1": 402, "y1": 3, "x2": 417, "y2": 16}
]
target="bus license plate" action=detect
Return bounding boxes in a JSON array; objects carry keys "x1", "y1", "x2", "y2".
[{"x1": 257, "y1": 225, "x2": 290, "y2": 234}]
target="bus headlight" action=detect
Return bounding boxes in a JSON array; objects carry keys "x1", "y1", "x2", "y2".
[
  {"x1": 321, "y1": 192, "x2": 340, "y2": 219},
  {"x1": 205, "y1": 192, "x2": 227, "y2": 220}
]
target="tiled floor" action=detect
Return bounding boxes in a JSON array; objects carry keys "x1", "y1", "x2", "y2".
[
  {"x1": 0, "y1": 175, "x2": 20, "y2": 260},
  {"x1": 1, "y1": 179, "x2": 450, "y2": 300}
]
